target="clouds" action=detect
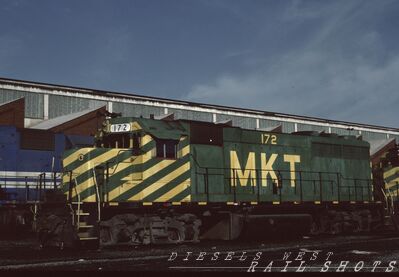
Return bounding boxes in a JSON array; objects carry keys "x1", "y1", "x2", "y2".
[
  {"x1": 0, "y1": 0, "x2": 397, "y2": 127},
  {"x1": 185, "y1": 0, "x2": 399, "y2": 127}
]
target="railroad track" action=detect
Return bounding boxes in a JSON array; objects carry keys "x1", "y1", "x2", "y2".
[{"x1": 0, "y1": 232, "x2": 398, "y2": 271}]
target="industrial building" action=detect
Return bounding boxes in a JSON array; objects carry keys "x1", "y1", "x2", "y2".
[{"x1": 0, "y1": 77, "x2": 398, "y2": 158}]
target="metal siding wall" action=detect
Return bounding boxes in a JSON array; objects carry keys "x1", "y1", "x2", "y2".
[
  {"x1": 391, "y1": 135, "x2": 399, "y2": 143},
  {"x1": 112, "y1": 102, "x2": 163, "y2": 118},
  {"x1": 259, "y1": 119, "x2": 295, "y2": 133},
  {"x1": 168, "y1": 108, "x2": 212, "y2": 122},
  {"x1": 259, "y1": 119, "x2": 281, "y2": 128},
  {"x1": 216, "y1": 114, "x2": 257, "y2": 129},
  {"x1": 331, "y1": 127, "x2": 359, "y2": 136},
  {"x1": 0, "y1": 88, "x2": 44, "y2": 118},
  {"x1": 361, "y1": 131, "x2": 388, "y2": 140},
  {"x1": 297, "y1": 123, "x2": 328, "y2": 132},
  {"x1": 49, "y1": 95, "x2": 106, "y2": 118},
  {"x1": 281, "y1": 122, "x2": 295, "y2": 133}
]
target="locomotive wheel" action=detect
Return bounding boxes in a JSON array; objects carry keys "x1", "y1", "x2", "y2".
[
  {"x1": 176, "y1": 214, "x2": 201, "y2": 242},
  {"x1": 129, "y1": 223, "x2": 151, "y2": 245},
  {"x1": 330, "y1": 222, "x2": 342, "y2": 235},
  {"x1": 99, "y1": 226, "x2": 113, "y2": 245},
  {"x1": 165, "y1": 218, "x2": 185, "y2": 244},
  {"x1": 309, "y1": 221, "x2": 321, "y2": 236},
  {"x1": 167, "y1": 228, "x2": 182, "y2": 243}
]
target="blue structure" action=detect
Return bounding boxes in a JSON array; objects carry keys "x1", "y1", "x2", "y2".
[{"x1": 0, "y1": 126, "x2": 93, "y2": 203}]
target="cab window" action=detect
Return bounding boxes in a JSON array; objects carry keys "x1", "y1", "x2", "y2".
[
  {"x1": 101, "y1": 133, "x2": 130, "y2": 148},
  {"x1": 155, "y1": 139, "x2": 178, "y2": 159}
]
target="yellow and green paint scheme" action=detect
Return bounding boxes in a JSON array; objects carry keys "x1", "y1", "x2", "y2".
[
  {"x1": 61, "y1": 117, "x2": 374, "y2": 205},
  {"x1": 62, "y1": 118, "x2": 191, "y2": 204},
  {"x1": 383, "y1": 162, "x2": 399, "y2": 199}
]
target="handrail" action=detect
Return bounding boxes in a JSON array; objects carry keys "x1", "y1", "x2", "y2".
[
  {"x1": 92, "y1": 168, "x2": 101, "y2": 222},
  {"x1": 195, "y1": 166, "x2": 372, "y2": 203},
  {"x1": 107, "y1": 149, "x2": 139, "y2": 175},
  {"x1": 381, "y1": 187, "x2": 390, "y2": 213},
  {"x1": 73, "y1": 177, "x2": 81, "y2": 228},
  {"x1": 194, "y1": 171, "x2": 371, "y2": 188},
  {"x1": 386, "y1": 184, "x2": 395, "y2": 215},
  {"x1": 193, "y1": 164, "x2": 372, "y2": 182}
]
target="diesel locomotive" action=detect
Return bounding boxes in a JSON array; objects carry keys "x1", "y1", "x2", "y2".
[
  {"x1": 35, "y1": 116, "x2": 398, "y2": 248},
  {"x1": 0, "y1": 126, "x2": 93, "y2": 235}
]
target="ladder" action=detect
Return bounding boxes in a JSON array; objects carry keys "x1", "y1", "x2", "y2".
[
  {"x1": 70, "y1": 178, "x2": 99, "y2": 246},
  {"x1": 381, "y1": 187, "x2": 399, "y2": 231}
]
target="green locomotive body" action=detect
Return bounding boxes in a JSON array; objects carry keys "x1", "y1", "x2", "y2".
[
  {"x1": 63, "y1": 117, "x2": 373, "y2": 205},
  {"x1": 48, "y1": 116, "x2": 384, "y2": 246}
]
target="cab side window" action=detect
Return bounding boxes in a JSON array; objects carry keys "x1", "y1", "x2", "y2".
[
  {"x1": 131, "y1": 133, "x2": 141, "y2": 155},
  {"x1": 156, "y1": 139, "x2": 178, "y2": 159}
]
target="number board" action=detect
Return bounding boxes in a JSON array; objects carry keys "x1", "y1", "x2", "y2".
[
  {"x1": 261, "y1": 133, "x2": 277, "y2": 144},
  {"x1": 110, "y1": 123, "x2": 131, "y2": 133}
]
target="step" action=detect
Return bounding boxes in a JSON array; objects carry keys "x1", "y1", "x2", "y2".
[
  {"x1": 79, "y1": 237, "x2": 99, "y2": 241},
  {"x1": 78, "y1": 232, "x2": 95, "y2": 238},
  {"x1": 78, "y1": 224, "x2": 94, "y2": 229},
  {"x1": 75, "y1": 211, "x2": 90, "y2": 216}
]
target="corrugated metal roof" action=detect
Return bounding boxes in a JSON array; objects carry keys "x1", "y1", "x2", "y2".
[
  {"x1": 0, "y1": 97, "x2": 24, "y2": 107},
  {"x1": 31, "y1": 107, "x2": 103, "y2": 130},
  {"x1": 369, "y1": 138, "x2": 396, "y2": 156}
]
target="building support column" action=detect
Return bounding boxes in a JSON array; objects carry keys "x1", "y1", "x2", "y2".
[{"x1": 43, "y1": 94, "x2": 49, "y2": 120}]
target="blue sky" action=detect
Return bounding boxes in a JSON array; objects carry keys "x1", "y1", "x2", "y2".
[{"x1": 1, "y1": 0, "x2": 398, "y2": 127}]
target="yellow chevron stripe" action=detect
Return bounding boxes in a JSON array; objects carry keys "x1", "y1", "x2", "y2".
[
  {"x1": 180, "y1": 195, "x2": 191, "y2": 202},
  {"x1": 131, "y1": 121, "x2": 142, "y2": 131},
  {"x1": 386, "y1": 177, "x2": 399, "y2": 189},
  {"x1": 63, "y1": 148, "x2": 95, "y2": 168},
  {"x1": 67, "y1": 150, "x2": 116, "y2": 198},
  {"x1": 155, "y1": 178, "x2": 190, "y2": 202},
  {"x1": 122, "y1": 154, "x2": 175, "y2": 181},
  {"x1": 72, "y1": 149, "x2": 123, "y2": 176},
  {"x1": 108, "y1": 159, "x2": 178, "y2": 201},
  {"x1": 141, "y1": 134, "x2": 153, "y2": 146},
  {"x1": 142, "y1": 159, "x2": 176, "y2": 179},
  {"x1": 112, "y1": 149, "x2": 155, "y2": 179},
  {"x1": 66, "y1": 136, "x2": 154, "y2": 182},
  {"x1": 384, "y1": 167, "x2": 399, "y2": 179},
  {"x1": 71, "y1": 178, "x2": 95, "y2": 199},
  {"x1": 71, "y1": 150, "x2": 153, "y2": 199},
  {"x1": 87, "y1": 149, "x2": 160, "y2": 200},
  {"x1": 72, "y1": 137, "x2": 154, "y2": 176},
  {"x1": 81, "y1": 194, "x2": 96, "y2": 202},
  {"x1": 128, "y1": 162, "x2": 190, "y2": 201},
  {"x1": 181, "y1": 145, "x2": 190, "y2": 157},
  {"x1": 62, "y1": 174, "x2": 69, "y2": 184}
]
